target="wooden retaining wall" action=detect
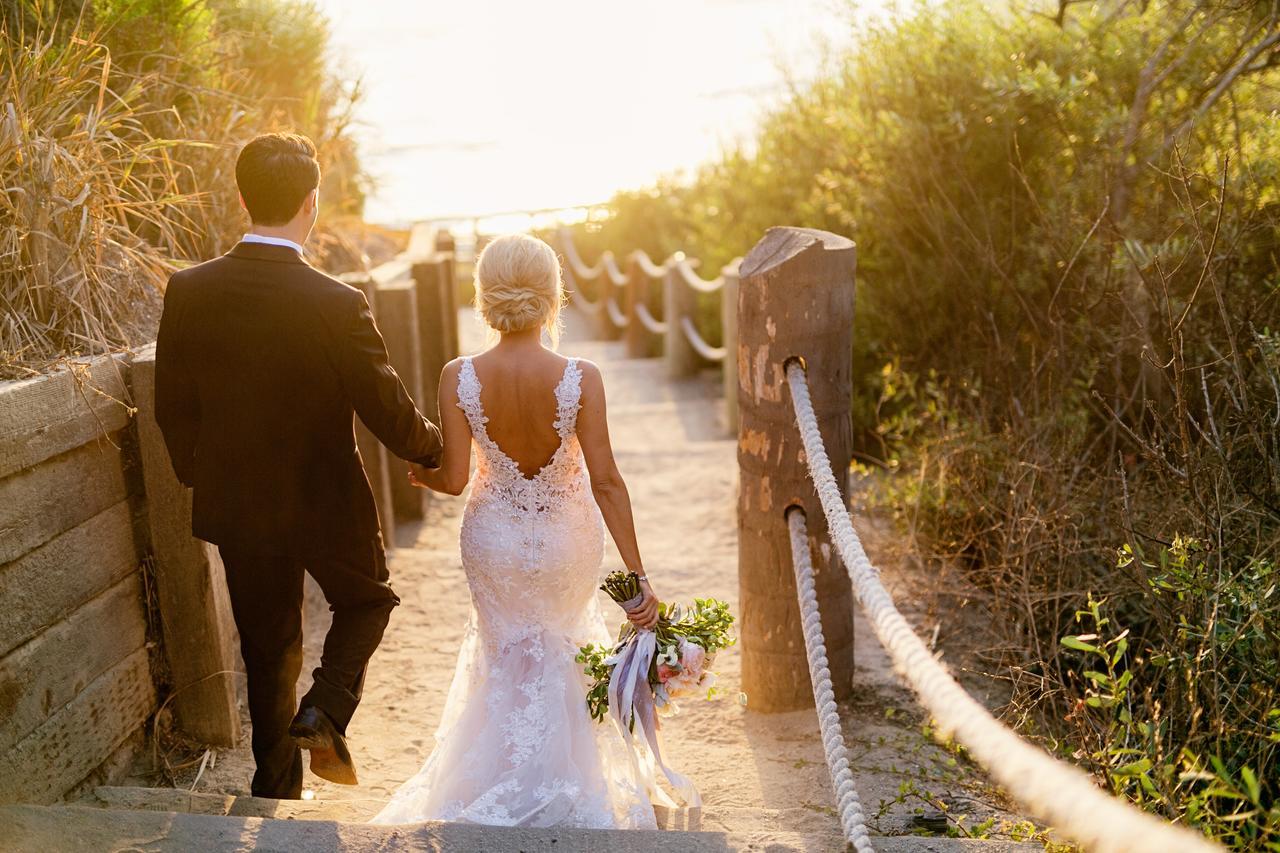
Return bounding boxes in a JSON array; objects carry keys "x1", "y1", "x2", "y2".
[{"x1": 0, "y1": 356, "x2": 162, "y2": 804}]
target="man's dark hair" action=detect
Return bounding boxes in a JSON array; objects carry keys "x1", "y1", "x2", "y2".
[{"x1": 235, "y1": 133, "x2": 321, "y2": 225}]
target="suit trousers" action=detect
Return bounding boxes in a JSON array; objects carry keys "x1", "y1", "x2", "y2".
[{"x1": 218, "y1": 535, "x2": 398, "y2": 799}]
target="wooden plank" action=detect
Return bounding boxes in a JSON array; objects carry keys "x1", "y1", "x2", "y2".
[
  {"x1": 0, "y1": 573, "x2": 147, "y2": 754},
  {"x1": 63, "y1": 727, "x2": 146, "y2": 805},
  {"x1": 0, "y1": 433, "x2": 133, "y2": 565},
  {"x1": 0, "y1": 646, "x2": 155, "y2": 805},
  {"x1": 0, "y1": 501, "x2": 139, "y2": 657},
  {"x1": 0, "y1": 354, "x2": 133, "y2": 481},
  {"x1": 131, "y1": 348, "x2": 241, "y2": 748}
]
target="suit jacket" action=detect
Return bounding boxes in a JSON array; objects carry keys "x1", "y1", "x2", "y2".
[{"x1": 154, "y1": 241, "x2": 443, "y2": 554}]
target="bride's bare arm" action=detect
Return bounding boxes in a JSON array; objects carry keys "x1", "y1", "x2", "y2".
[
  {"x1": 577, "y1": 361, "x2": 659, "y2": 629},
  {"x1": 410, "y1": 359, "x2": 472, "y2": 496}
]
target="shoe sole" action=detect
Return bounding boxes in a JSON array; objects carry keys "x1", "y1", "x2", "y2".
[{"x1": 289, "y1": 723, "x2": 359, "y2": 786}]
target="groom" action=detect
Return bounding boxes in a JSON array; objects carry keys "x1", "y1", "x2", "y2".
[{"x1": 155, "y1": 132, "x2": 443, "y2": 799}]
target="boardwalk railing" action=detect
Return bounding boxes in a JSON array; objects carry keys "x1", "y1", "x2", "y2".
[
  {"x1": 557, "y1": 223, "x2": 1222, "y2": 852},
  {"x1": 557, "y1": 230, "x2": 741, "y2": 433}
]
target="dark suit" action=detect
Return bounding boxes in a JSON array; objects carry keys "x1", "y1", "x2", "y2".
[{"x1": 155, "y1": 241, "x2": 442, "y2": 798}]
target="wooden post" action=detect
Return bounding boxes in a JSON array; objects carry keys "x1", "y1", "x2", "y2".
[
  {"x1": 410, "y1": 256, "x2": 455, "y2": 422},
  {"x1": 372, "y1": 281, "x2": 425, "y2": 521},
  {"x1": 737, "y1": 227, "x2": 856, "y2": 713},
  {"x1": 622, "y1": 256, "x2": 650, "y2": 359},
  {"x1": 341, "y1": 273, "x2": 397, "y2": 548},
  {"x1": 721, "y1": 261, "x2": 741, "y2": 436},
  {"x1": 599, "y1": 254, "x2": 625, "y2": 341},
  {"x1": 131, "y1": 346, "x2": 242, "y2": 745},
  {"x1": 435, "y1": 231, "x2": 460, "y2": 361},
  {"x1": 663, "y1": 266, "x2": 699, "y2": 377}
]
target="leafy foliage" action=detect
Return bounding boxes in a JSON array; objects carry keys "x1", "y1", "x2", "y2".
[{"x1": 570, "y1": 1, "x2": 1280, "y2": 846}]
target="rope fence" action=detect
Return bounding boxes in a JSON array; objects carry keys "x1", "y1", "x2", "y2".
[
  {"x1": 787, "y1": 507, "x2": 874, "y2": 853},
  {"x1": 556, "y1": 232, "x2": 740, "y2": 431},
  {"x1": 783, "y1": 358, "x2": 1222, "y2": 853}
]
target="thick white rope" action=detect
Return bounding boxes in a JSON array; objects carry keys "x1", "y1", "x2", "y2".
[
  {"x1": 784, "y1": 361, "x2": 1222, "y2": 853},
  {"x1": 787, "y1": 508, "x2": 875, "y2": 853}
]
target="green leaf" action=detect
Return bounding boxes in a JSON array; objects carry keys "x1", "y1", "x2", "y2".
[
  {"x1": 1112, "y1": 758, "x2": 1152, "y2": 777},
  {"x1": 1240, "y1": 766, "x2": 1261, "y2": 804},
  {"x1": 1061, "y1": 636, "x2": 1100, "y2": 653}
]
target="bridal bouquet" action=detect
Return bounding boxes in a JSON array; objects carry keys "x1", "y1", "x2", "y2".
[{"x1": 575, "y1": 571, "x2": 735, "y2": 807}]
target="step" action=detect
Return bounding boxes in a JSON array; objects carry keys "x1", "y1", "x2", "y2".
[
  {"x1": 1, "y1": 804, "x2": 728, "y2": 853},
  {"x1": 7, "y1": 797, "x2": 1045, "y2": 852},
  {"x1": 2, "y1": 804, "x2": 1047, "y2": 853},
  {"x1": 88, "y1": 785, "x2": 705, "y2": 829}
]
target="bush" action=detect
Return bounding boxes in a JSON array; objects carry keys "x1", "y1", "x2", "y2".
[{"x1": 569, "y1": 1, "x2": 1280, "y2": 845}]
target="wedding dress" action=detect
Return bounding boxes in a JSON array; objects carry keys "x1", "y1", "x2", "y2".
[{"x1": 370, "y1": 356, "x2": 657, "y2": 829}]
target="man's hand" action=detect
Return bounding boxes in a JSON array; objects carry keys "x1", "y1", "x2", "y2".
[
  {"x1": 626, "y1": 580, "x2": 660, "y2": 630},
  {"x1": 408, "y1": 462, "x2": 435, "y2": 488}
]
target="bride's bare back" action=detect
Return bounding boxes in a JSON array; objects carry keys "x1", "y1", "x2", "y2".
[{"x1": 468, "y1": 347, "x2": 573, "y2": 479}]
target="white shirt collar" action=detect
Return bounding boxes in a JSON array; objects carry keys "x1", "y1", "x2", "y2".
[{"x1": 242, "y1": 233, "x2": 305, "y2": 255}]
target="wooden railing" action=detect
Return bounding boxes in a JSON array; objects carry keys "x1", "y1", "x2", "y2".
[{"x1": 556, "y1": 230, "x2": 741, "y2": 433}]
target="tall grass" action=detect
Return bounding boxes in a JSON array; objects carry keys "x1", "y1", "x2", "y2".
[
  {"x1": 1, "y1": 0, "x2": 368, "y2": 377},
  {"x1": 0, "y1": 33, "x2": 178, "y2": 374}
]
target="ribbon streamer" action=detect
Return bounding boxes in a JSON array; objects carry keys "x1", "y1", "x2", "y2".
[{"x1": 605, "y1": 627, "x2": 702, "y2": 809}]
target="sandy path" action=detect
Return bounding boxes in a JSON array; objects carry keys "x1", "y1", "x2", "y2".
[{"x1": 177, "y1": 308, "x2": 1031, "y2": 849}]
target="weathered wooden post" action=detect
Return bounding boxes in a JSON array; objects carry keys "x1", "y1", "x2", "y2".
[
  {"x1": 434, "y1": 231, "x2": 460, "y2": 361},
  {"x1": 373, "y1": 279, "x2": 425, "y2": 521},
  {"x1": 663, "y1": 263, "x2": 700, "y2": 378},
  {"x1": 132, "y1": 346, "x2": 242, "y2": 745},
  {"x1": 340, "y1": 273, "x2": 398, "y2": 547},
  {"x1": 721, "y1": 260, "x2": 741, "y2": 435},
  {"x1": 737, "y1": 227, "x2": 856, "y2": 712},
  {"x1": 622, "y1": 255, "x2": 647, "y2": 358},
  {"x1": 411, "y1": 255, "x2": 455, "y2": 421}
]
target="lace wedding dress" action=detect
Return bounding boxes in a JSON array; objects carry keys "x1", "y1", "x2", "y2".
[{"x1": 370, "y1": 357, "x2": 657, "y2": 829}]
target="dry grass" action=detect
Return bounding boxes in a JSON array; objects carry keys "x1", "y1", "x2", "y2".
[{"x1": 0, "y1": 32, "x2": 192, "y2": 376}]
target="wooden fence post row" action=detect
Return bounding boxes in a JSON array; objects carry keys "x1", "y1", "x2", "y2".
[
  {"x1": 736, "y1": 226, "x2": 857, "y2": 712},
  {"x1": 556, "y1": 230, "x2": 742, "y2": 435}
]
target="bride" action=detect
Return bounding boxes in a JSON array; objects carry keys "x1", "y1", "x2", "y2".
[{"x1": 370, "y1": 233, "x2": 662, "y2": 829}]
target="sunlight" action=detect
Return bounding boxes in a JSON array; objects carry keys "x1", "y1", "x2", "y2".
[{"x1": 313, "y1": 0, "x2": 876, "y2": 224}]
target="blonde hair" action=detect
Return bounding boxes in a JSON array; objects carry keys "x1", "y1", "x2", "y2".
[{"x1": 473, "y1": 233, "x2": 564, "y2": 348}]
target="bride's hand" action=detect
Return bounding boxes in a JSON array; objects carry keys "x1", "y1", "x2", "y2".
[{"x1": 626, "y1": 579, "x2": 660, "y2": 630}]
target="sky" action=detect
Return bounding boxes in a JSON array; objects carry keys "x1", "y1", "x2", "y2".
[{"x1": 312, "y1": 0, "x2": 873, "y2": 225}]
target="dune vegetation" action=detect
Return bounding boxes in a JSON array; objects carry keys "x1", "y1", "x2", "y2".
[
  {"x1": 570, "y1": 1, "x2": 1280, "y2": 847},
  {"x1": 1, "y1": 0, "x2": 367, "y2": 377}
]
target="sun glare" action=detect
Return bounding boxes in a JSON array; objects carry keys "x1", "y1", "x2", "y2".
[{"x1": 313, "y1": 0, "x2": 869, "y2": 226}]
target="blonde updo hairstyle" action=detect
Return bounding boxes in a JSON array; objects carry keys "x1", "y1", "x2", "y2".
[{"x1": 474, "y1": 233, "x2": 564, "y2": 348}]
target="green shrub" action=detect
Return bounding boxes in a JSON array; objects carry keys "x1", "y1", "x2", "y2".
[{"x1": 568, "y1": 2, "x2": 1280, "y2": 846}]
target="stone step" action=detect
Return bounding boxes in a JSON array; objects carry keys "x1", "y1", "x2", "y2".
[
  {"x1": 88, "y1": 785, "x2": 706, "y2": 829},
  {"x1": 1, "y1": 804, "x2": 728, "y2": 853},
  {"x1": 17, "y1": 788, "x2": 1046, "y2": 853},
  {"x1": 3, "y1": 802, "x2": 1048, "y2": 852}
]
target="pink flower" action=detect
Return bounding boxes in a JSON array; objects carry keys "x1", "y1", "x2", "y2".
[
  {"x1": 663, "y1": 640, "x2": 707, "y2": 694},
  {"x1": 680, "y1": 641, "x2": 706, "y2": 677},
  {"x1": 657, "y1": 663, "x2": 678, "y2": 683}
]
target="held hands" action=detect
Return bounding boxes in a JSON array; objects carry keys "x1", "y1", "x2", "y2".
[
  {"x1": 625, "y1": 578, "x2": 660, "y2": 630},
  {"x1": 408, "y1": 462, "x2": 433, "y2": 488}
]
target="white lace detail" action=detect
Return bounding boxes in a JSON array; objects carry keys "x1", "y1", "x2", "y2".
[{"x1": 371, "y1": 356, "x2": 655, "y2": 830}]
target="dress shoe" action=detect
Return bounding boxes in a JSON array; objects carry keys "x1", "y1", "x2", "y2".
[{"x1": 288, "y1": 706, "x2": 358, "y2": 785}]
